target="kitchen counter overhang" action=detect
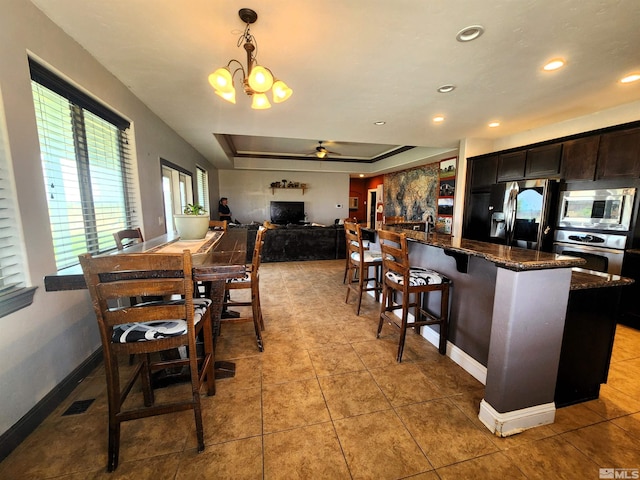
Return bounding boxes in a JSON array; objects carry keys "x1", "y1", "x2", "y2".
[
  {"x1": 384, "y1": 227, "x2": 634, "y2": 290},
  {"x1": 383, "y1": 227, "x2": 585, "y2": 272}
]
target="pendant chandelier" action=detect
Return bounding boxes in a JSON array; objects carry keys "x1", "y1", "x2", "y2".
[{"x1": 208, "y1": 8, "x2": 292, "y2": 110}]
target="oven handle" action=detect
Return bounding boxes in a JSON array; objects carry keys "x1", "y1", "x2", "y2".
[{"x1": 553, "y1": 242, "x2": 624, "y2": 255}]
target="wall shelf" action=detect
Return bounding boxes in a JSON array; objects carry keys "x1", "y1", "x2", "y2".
[{"x1": 270, "y1": 186, "x2": 306, "y2": 195}]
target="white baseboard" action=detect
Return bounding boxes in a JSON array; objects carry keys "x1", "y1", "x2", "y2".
[
  {"x1": 478, "y1": 399, "x2": 556, "y2": 437},
  {"x1": 420, "y1": 326, "x2": 487, "y2": 385}
]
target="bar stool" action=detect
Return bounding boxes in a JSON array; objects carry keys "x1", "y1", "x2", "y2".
[
  {"x1": 344, "y1": 221, "x2": 382, "y2": 315},
  {"x1": 342, "y1": 220, "x2": 371, "y2": 283},
  {"x1": 209, "y1": 220, "x2": 228, "y2": 231},
  {"x1": 113, "y1": 227, "x2": 143, "y2": 250},
  {"x1": 222, "y1": 226, "x2": 266, "y2": 351},
  {"x1": 377, "y1": 228, "x2": 451, "y2": 362}
]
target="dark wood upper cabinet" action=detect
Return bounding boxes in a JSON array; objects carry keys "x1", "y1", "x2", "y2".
[
  {"x1": 497, "y1": 151, "x2": 526, "y2": 182},
  {"x1": 470, "y1": 155, "x2": 498, "y2": 190},
  {"x1": 525, "y1": 143, "x2": 562, "y2": 178},
  {"x1": 561, "y1": 136, "x2": 600, "y2": 181},
  {"x1": 596, "y1": 128, "x2": 640, "y2": 180}
]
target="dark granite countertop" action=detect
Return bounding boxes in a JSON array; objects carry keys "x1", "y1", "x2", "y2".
[
  {"x1": 569, "y1": 268, "x2": 635, "y2": 290},
  {"x1": 385, "y1": 227, "x2": 586, "y2": 272},
  {"x1": 625, "y1": 249, "x2": 640, "y2": 255}
]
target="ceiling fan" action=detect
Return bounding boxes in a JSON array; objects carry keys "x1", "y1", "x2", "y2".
[{"x1": 307, "y1": 141, "x2": 342, "y2": 159}]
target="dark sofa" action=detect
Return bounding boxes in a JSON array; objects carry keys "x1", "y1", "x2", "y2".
[{"x1": 241, "y1": 224, "x2": 346, "y2": 263}]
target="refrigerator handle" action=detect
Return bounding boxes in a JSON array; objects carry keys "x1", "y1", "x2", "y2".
[{"x1": 505, "y1": 187, "x2": 518, "y2": 245}]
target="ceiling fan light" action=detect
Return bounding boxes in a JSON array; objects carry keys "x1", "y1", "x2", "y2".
[
  {"x1": 215, "y1": 89, "x2": 236, "y2": 104},
  {"x1": 248, "y1": 65, "x2": 274, "y2": 93},
  {"x1": 209, "y1": 67, "x2": 234, "y2": 93},
  {"x1": 272, "y1": 80, "x2": 293, "y2": 103},
  {"x1": 316, "y1": 150, "x2": 327, "y2": 159},
  {"x1": 251, "y1": 92, "x2": 271, "y2": 109}
]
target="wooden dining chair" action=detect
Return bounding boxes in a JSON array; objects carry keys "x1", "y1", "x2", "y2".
[
  {"x1": 222, "y1": 226, "x2": 266, "y2": 351},
  {"x1": 344, "y1": 221, "x2": 382, "y2": 315},
  {"x1": 113, "y1": 227, "x2": 143, "y2": 250},
  {"x1": 79, "y1": 250, "x2": 216, "y2": 472},
  {"x1": 209, "y1": 220, "x2": 228, "y2": 231},
  {"x1": 377, "y1": 228, "x2": 451, "y2": 362}
]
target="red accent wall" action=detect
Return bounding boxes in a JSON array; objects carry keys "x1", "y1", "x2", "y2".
[{"x1": 348, "y1": 175, "x2": 384, "y2": 222}]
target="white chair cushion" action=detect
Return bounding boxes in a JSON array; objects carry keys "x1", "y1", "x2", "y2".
[
  {"x1": 349, "y1": 239, "x2": 370, "y2": 249},
  {"x1": 227, "y1": 264, "x2": 250, "y2": 284},
  {"x1": 112, "y1": 298, "x2": 211, "y2": 343},
  {"x1": 350, "y1": 251, "x2": 382, "y2": 263},
  {"x1": 385, "y1": 267, "x2": 444, "y2": 286}
]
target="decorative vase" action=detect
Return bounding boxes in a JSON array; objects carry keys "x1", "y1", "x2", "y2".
[{"x1": 173, "y1": 214, "x2": 209, "y2": 240}]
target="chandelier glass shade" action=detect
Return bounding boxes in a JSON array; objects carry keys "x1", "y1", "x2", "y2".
[{"x1": 209, "y1": 9, "x2": 292, "y2": 109}]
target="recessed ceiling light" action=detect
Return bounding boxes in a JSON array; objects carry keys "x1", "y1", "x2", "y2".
[
  {"x1": 456, "y1": 25, "x2": 485, "y2": 42},
  {"x1": 359, "y1": 174, "x2": 364, "y2": 178},
  {"x1": 433, "y1": 116, "x2": 445, "y2": 123},
  {"x1": 543, "y1": 58, "x2": 565, "y2": 71},
  {"x1": 488, "y1": 122, "x2": 500, "y2": 128},
  {"x1": 374, "y1": 121, "x2": 386, "y2": 125},
  {"x1": 437, "y1": 84, "x2": 456, "y2": 93},
  {"x1": 620, "y1": 73, "x2": 640, "y2": 84}
]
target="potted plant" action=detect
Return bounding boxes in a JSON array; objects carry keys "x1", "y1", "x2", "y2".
[{"x1": 173, "y1": 203, "x2": 210, "y2": 240}]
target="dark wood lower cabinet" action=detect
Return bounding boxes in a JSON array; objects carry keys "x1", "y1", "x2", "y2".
[{"x1": 555, "y1": 286, "x2": 621, "y2": 408}]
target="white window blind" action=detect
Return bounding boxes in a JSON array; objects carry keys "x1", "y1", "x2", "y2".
[
  {"x1": 196, "y1": 166, "x2": 209, "y2": 212},
  {"x1": 30, "y1": 60, "x2": 138, "y2": 270},
  {"x1": 0, "y1": 133, "x2": 26, "y2": 293},
  {"x1": 0, "y1": 94, "x2": 36, "y2": 318}
]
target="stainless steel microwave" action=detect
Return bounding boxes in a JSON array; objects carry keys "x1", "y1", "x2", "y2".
[{"x1": 557, "y1": 188, "x2": 636, "y2": 231}]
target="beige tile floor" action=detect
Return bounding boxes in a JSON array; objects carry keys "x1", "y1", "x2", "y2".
[{"x1": 2, "y1": 259, "x2": 640, "y2": 479}]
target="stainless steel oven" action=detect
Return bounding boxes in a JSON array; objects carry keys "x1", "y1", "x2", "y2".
[
  {"x1": 557, "y1": 188, "x2": 636, "y2": 231},
  {"x1": 553, "y1": 230, "x2": 626, "y2": 275}
]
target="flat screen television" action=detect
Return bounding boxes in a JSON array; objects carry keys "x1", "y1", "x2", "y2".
[{"x1": 270, "y1": 201, "x2": 305, "y2": 225}]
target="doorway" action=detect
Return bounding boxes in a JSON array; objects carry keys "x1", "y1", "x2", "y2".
[{"x1": 367, "y1": 189, "x2": 377, "y2": 228}]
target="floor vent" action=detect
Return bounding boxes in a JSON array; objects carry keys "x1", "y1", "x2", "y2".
[{"x1": 62, "y1": 399, "x2": 95, "y2": 416}]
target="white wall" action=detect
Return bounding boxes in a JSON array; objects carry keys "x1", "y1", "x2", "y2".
[
  {"x1": 0, "y1": 0, "x2": 218, "y2": 436},
  {"x1": 218, "y1": 170, "x2": 350, "y2": 225}
]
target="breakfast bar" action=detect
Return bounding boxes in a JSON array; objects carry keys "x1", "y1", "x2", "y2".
[{"x1": 382, "y1": 228, "x2": 586, "y2": 436}]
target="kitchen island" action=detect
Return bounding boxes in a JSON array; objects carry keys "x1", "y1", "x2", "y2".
[{"x1": 382, "y1": 228, "x2": 585, "y2": 436}]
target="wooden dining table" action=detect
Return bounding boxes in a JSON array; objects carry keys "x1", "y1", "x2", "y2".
[{"x1": 44, "y1": 227, "x2": 249, "y2": 379}]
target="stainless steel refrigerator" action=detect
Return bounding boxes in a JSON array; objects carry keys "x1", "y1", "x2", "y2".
[{"x1": 487, "y1": 179, "x2": 557, "y2": 251}]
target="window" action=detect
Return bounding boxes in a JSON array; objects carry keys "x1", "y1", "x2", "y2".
[
  {"x1": 196, "y1": 166, "x2": 209, "y2": 212},
  {"x1": 0, "y1": 92, "x2": 37, "y2": 317},
  {"x1": 30, "y1": 60, "x2": 138, "y2": 270},
  {"x1": 161, "y1": 160, "x2": 193, "y2": 233}
]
